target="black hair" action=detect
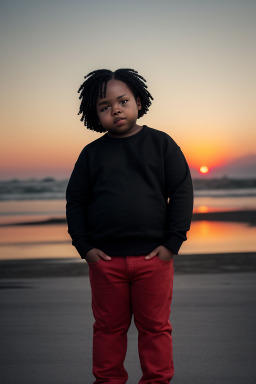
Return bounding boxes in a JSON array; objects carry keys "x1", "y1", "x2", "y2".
[{"x1": 77, "y1": 68, "x2": 153, "y2": 133}]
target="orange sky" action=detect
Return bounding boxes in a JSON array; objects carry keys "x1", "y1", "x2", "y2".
[{"x1": 1, "y1": 1, "x2": 256, "y2": 179}]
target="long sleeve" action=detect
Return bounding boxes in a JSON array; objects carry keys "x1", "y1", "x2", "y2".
[
  {"x1": 66, "y1": 126, "x2": 193, "y2": 257},
  {"x1": 162, "y1": 142, "x2": 194, "y2": 255},
  {"x1": 66, "y1": 150, "x2": 94, "y2": 259}
]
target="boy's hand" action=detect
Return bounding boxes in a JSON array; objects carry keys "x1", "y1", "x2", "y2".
[
  {"x1": 145, "y1": 245, "x2": 174, "y2": 261},
  {"x1": 85, "y1": 248, "x2": 111, "y2": 264}
]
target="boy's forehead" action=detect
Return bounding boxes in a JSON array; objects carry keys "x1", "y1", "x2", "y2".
[{"x1": 98, "y1": 79, "x2": 132, "y2": 101}]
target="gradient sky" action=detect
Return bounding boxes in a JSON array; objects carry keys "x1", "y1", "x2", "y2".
[{"x1": 1, "y1": 0, "x2": 255, "y2": 179}]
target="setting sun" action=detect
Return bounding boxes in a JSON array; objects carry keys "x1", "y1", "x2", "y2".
[{"x1": 199, "y1": 166, "x2": 209, "y2": 174}]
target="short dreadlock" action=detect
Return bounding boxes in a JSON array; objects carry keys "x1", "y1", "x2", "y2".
[{"x1": 77, "y1": 68, "x2": 153, "y2": 133}]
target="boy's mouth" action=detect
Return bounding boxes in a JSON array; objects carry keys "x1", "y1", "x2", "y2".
[{"x1": 114, "y1": 117, "x2": 126, "y2": 126}]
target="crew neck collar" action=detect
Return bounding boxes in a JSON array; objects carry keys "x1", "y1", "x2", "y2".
[{"x1": 104, "y1": 125, "x2": 146, "y2": 141}]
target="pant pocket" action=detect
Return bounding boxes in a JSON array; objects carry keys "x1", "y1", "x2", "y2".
[
  {"x1": 87, "y1": 258, "x2": 104, "y2": 267},
  {"x1": 155, "y1": 255, "x2": 173, "y2": 265}
]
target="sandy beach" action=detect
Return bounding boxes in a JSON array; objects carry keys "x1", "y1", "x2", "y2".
[{"x1": 1, "y1": 272, "x2": 255, "y2": 384}]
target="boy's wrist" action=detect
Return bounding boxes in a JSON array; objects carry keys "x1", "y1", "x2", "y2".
[
  {"x1": 74, "y1": 242, "x2": 94, "y2": 259},
  {"x1": 161, "y1": 245, "x2": 175, "y2": 257},
  {"x1": 162, "y1": 243, "x2": 177, "y2": 256},
  {"x1": 162, "y1": 235, "x2": 185, "y2": 256}
]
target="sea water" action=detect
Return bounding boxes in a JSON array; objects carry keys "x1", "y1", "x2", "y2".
[{"x1": 0, "y1": 179, "x2": 256, "y2": 260}]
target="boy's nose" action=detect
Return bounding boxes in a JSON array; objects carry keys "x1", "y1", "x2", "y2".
[{"x1": 112, "y1": 104, "x2": 121, "y2": 115}]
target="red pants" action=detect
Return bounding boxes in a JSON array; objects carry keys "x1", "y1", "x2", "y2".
[{"x1": 88, "y1": 255, "x2": 174, "y2": 384}]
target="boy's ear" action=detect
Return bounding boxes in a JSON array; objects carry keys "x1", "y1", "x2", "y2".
[{"x1": 136, "y1": 97, "x2": 142, "y2": 111}]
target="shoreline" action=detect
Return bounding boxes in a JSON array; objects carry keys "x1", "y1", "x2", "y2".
[
  {"x1": 0, "y1": 209, "x2": 256, "y2": 227},
  {"x1": 0, "y1": 252, "x2": 256, "y2": 278}
]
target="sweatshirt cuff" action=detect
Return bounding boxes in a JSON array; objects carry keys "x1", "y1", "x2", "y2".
[
  {"x1": 72, "y1": 238, "x2": 94, "y2": 259},
  {"x1": 162, "y1": 234, "x2": 186, "y2": 255}
]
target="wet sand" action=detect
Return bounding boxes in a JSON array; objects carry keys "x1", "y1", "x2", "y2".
[
  {"x1": 0, "y1": 272, "x2": 255, "y2": 384},
  {"x1": 0, "y1": 252, "x2": 256, "y2": 278}
]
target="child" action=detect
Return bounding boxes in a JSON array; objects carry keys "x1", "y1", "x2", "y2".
[{"x1": 66, "y1": 68, "x2": 194, "y2": 384}]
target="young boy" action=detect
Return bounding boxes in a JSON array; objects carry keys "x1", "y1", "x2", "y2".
[{"x1": 66, "y1": 68, "x2": 194, "y2": 384}]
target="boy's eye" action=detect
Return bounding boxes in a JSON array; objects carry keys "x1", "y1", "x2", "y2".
[
  {"x1": 100, "y1": 106, "x2": 110, "y2": 112},
  {"x1": 99, "y1": 99, "x2": 128, "y2": 112}
]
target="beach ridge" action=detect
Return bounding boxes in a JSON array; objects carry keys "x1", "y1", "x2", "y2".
[{"x1": 1, "y1": 209, "x2": 256, "y2": 227}]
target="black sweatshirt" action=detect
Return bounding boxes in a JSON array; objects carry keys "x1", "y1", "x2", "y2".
[{"x1": 66, "y1": 125, "x2": 194, "y2": 258}]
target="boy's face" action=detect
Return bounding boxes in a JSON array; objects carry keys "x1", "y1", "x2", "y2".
[{"x1": 96, "y1": 79, "x2": 142, "y2": 137}]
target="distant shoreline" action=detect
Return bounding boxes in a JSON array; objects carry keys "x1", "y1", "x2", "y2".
[{"x1": 1, "y1": 209, "x2": 256, "y2": 227}]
